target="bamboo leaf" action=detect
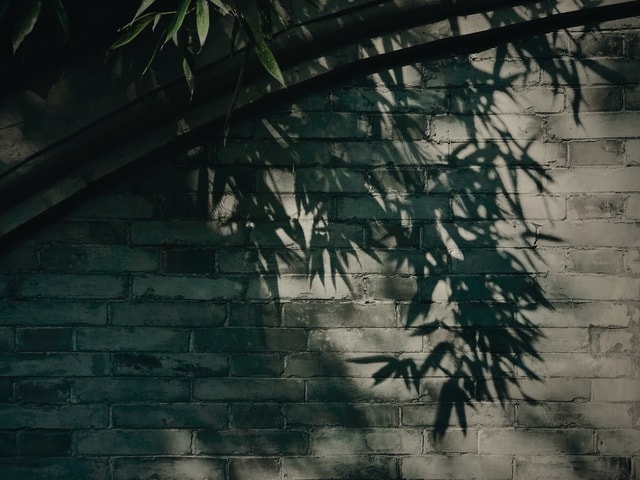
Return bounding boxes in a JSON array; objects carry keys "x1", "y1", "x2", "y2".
[
  {"x1": 51, "y1": 0, "x2": 69, "y2": 41},
  {"x1": 163, "y1": 0, "x2": 191, "y2": 45},
  {"x1": 182, "y1": 56, "x2": 195, "y2": 99},
  {"x1": 133, "y1": 0, "x2": 156, "y2": 21},
  {"x1": 111, "y1": 14, "x2": 154, "y2": 50},
  {"x1": 207, "y1": 0, "x2": 230, "y2": 15},
  {"x1": 12, "y1": 0, "x2": 42, "y2": 53},
  {"x1": 243, "y1": 15, "x2": 285, "y2": 87},
  {"x1": 196, "y1": 0, "x2": 209, "y2": 48}
]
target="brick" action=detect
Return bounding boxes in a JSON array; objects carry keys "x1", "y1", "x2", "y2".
[
  {"x1": 332, "y1": 140, "x2": 448, "y2": 167},
  {"x1": 548, "y1": 167, "x2": 640, "y2": 193},
  {"x1": 131, "y1": 221, "x2": 248, "y2": 246},
  {"x1": 572, "y1": 86, "x2": 623, "y2": 111},
  {"x1": 111, "y1": 301, "x2": 225, "y2": 326},
  {"x1": 479, "y1": 428, "x2": 593, "y2": 454},
  {"x1": 537, "y1": 275, "x2": 639, "y2": 300},
  {"x1": 569, "y1": 140, "x2": 624, "y2": 166},
  {"x1": 40, "y1": 246, "x2": 158, "y2": 272},
  {"x1": 230, "y1": 458, "x2": 279, "y2": 480},
  {"x1": 26, "y1": 221, "x2": 128, "y2": 245},
  {"x1": 17, "y1": 430, "x2": 72, "y2": 456},
  {"x1": 452, "y1": 87, "x2": 564, "y2": 114},
  {"x1": 477, "y1": 378, "x2": 591, "y2": 402},
  {"x1": 451, "y1": 194, "x2": 566, "y2": 220},
  {"x1": 0, "y1": 459, "x2": 109, "y2": 480},
  {"x1": 592, "y1": 379, "x2": 640, "y2": 401},
  {"x1": 402, "y1": 402, "x2": 514, "y2": 427},
  {"x1": 113, "y1": 458, "x2": 225, "y2": 480},
  {"x1": 17, "y1": 274, "x2": 127, "y2": 299},
  {"x1": 283, "y1": 455, "x2": 397, "y2": 480},
  {"x1": 0, "y1": 247, "x2": 36, "y2": 271},
  {"x1": 366, "y1": 276, "x2": 419, "y2": 301},
  {"x1": 591, "y1": 328, "x2": 635, "y2": 354},
  {"x1": 194, "y1": 328, "x2": 307, "y2": 352},
  {"x1": 535, "y1": 327, "x2": 590, "y2": 352},
  {"x1": 626, "y1": 194, "x2": 640, "y2": 219},
  {"x1": 514, "y1": 455, "x2": 631, "y2": 480},
  {"x1": 567, "y1": 194, "x2": 625, "y2": 219},
  {"x1": 0, "y1": 353, "x2": 109, "y2": 376},
  {"x1": 373, "y1": 113, "x2": 428, "y2": 141},
  {"x1": 548, "y1": 113, "x2": 640, "y2": 139},
  {"x1": 626, "y1": 85, "x2": 640, "y2": 109},
  {"x1": 77, "y1": 430, "x2": 191, "y2": 455},
  {"x1": 16, "y1": 379, "x2": 70, "y2": 403},
  {"x1": 113, "y1": 353, "x2": 228, "y2": 376},
  {"x1": 0, "y1": 431, "x2": 15, "y2": 455},
  {"x1": 401, "y1": 455, "x2": 511, "y2": 479},
  {"x1": 332, "y1": 87, "x2": 448, "y2": 113},
  {"x1": 129, "y1": 167, "x2": 206, "y2": 193},
  {"x1": 0, "y1": 405, "x2": 106, "y2": 429},
  {"x1": 162, "y1": 248, "x2": 215, "y2": 273},
  {"x1": 230, "y1": 403, "x2": 284, "y2": 428},
  {"x1": 526, "y1": 353, "x2": 633, "y2": 377},
  {"x1": 308, "y1": 378, "x2": 420, "y2": 402},
  {"x1": 0, "y1": 379, "x2": 12, "y2": 401},
  {"x1": 194, "y1": 378, "x2": 304, "y2": 401},
  {"x1": 228, "y1": 303, "x2": 281, "y2": 326},
  {"x1": 248, "y1": 275, "x2": 359, "y2": 300},
  {"x1": 519, "y1": 402, "x2": 632, "y2": 428},
  {"x1": 542, "y1": 58, "x2": 640, "y2": 86},
  {"x1": 77, "y1": 327, "x2": 188, "y2": 351},
  {"x1": 308, "y1": 328, "x2": 421, "y2": 352},
  {"x1": 289, "y1": 167, "x2": 368, "y2": 194},
  {"x1": 0, "y1": 327, "x2": 13, "y2": 352},
  {"x1": 597, "y1": 429, "x2": 640, "y2": 454},
  {"x1": 286, "y1": 403, "x2": 398, "y2": 427},
  {"x1": 625, "y1": 249, "x2": 640, "y2": 273},
  {"x1": 424, "y1": 428, "x2": 478, "y2": 453},
  {"x1": 230, "y1": 354, "x2": 284, "y2": 376},
  {"x1": 16, "y1": 328, "x2": 72, "y2": 351},
  {"x1": 567, "y1": 249, "x2": 624, "y2": 273},
  {"x1": 0, "y1": 300, "x2": 107, "y2": 325},
  {"x1": 283, "y1": 302, "x2": 395, "y2": 327},
  {"x1": 195, "y1": 429, "x2": 308, "y2": 454},
  {"x1": 626, "y1": 139, "x2": 640, "y2": 165},
  {"x1": 571, "y1": 32, "x2": 623, "y2": 57},
  {"x1": 253, "y1": 112, "x2": 371, "y2": 140},
  {"x1": 336, "y1": 195, "x2": 448, "y2": 220},
  {"x1": 67, "y1": 194, "x2": 157, "y2": 219},
  {"x1": 520, "y1": 301, "x2": 637, "y2": 328},
  {"x1": 431, "y1": 114, "x2": 543, "y2": 141},
  {"x1": 310, "y1": 428, "x2": 421, "y2": 455},
  {"x1": 218, "y1": 139, "x2": 331, "y2": 167},
  {"x1": 74, "y1": 378, "x2": 189, "y2": 402},
  {"x1": 132, "y1": 275, "x2": 244, "y2": 300},
  {"x1": 113, "y1": 404, "x2": 227, "y2": 428}
]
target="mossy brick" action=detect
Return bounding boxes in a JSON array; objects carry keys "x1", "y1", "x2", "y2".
[
  {"x1": 112, "y1": 403, "x2": 227, "y2": 429},
  {"x1": 514, "y1": 455, "x2": 631, "y2": 480},
  {"x1": 0, "y1": 301, "x2": 107, "y2": 325},
  {"x1": 76, "y1": 327, "x2": 189, "y2": 352},
  {"x1": 16, "y1": 328, "x2": 72, "y2": 352},
  {"x1": 229, "y1": 457, "x2": 280, "y2": 480},
  {"x1": 228, "y1": 303, "x2": 281, "y2": 327},
  {"x1": 252, "y1": 112, "x2": 371, "y2": 140},
  {"x1": 310, "y1": 428, "x2": 422, "y2": 455},
  {"x1": 0, "y1": 353, "x2": 109, "y2": 376},
  {"x1": 308, "y1": 328, "x2": 421, "y2": 352},
  {"x1": 74, "y1": 378, "x2": 190, "y2": 402},
  {"x1": 286, "y1": 403, "x2": 398, "y2": 427},
  {"x1": 479, "y1": 428, "x2": 594, "y2": 454},
  {"x1": 39, "y1": 246, "x2": 158, "y2": 273},
  {"x1": 113, "y1": 353, "x2": 228, "y2": 377},
  {"x1": 17, "y1": 430, "x2": 72, "y2": 456},
  {"x1": 162, "y1": 248, "x2": 215, "y2": 273},
  {"x1": 25, "y1": 221, "x2": 128, "y2": 245},
  {"x1": 401, "y1": 455, "x2": 511, "y2": 479},
  {"x1": 113, "y1": 458, "x2": 226, "y2": 480},
  {"x1": 67, "y1": 194, "x2": 158, "y2": 219},
  {"x1": 110, "y1": 301, "x2": 225, "y2": 326},
  {"x1": 193, "y1": 378, "x2": 304, "y2": 401},
  {"x1": 0, "y1": 459, "x2": 110, "y2": 480},
  {"x1": 193, "y1": 328, "x2": 307, "y2": 352},
  {"x1": 229, "y1": 354, "x2": 284, "y2": 376},
  {"x1": 591, "y1": 328, "x2": 635, "y2": 354},
  {"x1": 283, "y1": 302, "x2": 395, "y2": 328},
  {"x1": 0, "y1": 405, "x2": 106, "y2": 429},
  {"x1": 77, "y1": 429, "x2": 191, "y2": 455},
  {"x1": 131, "y1": 221, "x2": 249, "y2": 246},
  {"x1": 402, "y1": 402, "x2": 514, "y2": 427},
  {"x1": 567, "y1": 194, "x2": 625, "y2": 219},
  {"x1": 16, "y1": 274, "x2": 127, "y2": 299},
  {"x1": 195, "y1": 429, "x2": 308, "y2": 455},
  {"x1": 569, "y1": 140, "x2": 624, "y2": 166},
  {"x1": 0, "y1": 247, "x2": 36, "y2": 272},
  {"x1": 597, "y1": 429, "x2": 640, "y2": 454},
  {"x1": 0, "y1": 432, "x2": 15, "y2": 455},
  {"x1": 16, "y1": 379, "x2": 70, "y2": 403},
  {"x1": 518, "y1": 402, "x2": 633, "y2": 428},
  {"x1": 230, "y1": 403, "x2": 284, "y2": 428},
  {"x1": 283, "y1": 455, "x2": 397, "y2": 480},
  {"x1": 132, "y1": 275, "x2": 244, "y2": 300}
]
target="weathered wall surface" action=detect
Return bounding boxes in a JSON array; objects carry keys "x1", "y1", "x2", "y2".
[{"x1": 0, "y1": 17, "x2": 639, "y2": 480}]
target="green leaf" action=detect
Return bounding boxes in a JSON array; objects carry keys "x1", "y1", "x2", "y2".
[
  {"x1": 196, "y1": 0, "x2": 209, "y2": 48},
  {"x1": 12, "y1": 0, "x2": 42, "y2": 53},
  {"x1": 243, "y1": 15, "x2": 285, "y2": 87},
  {"x1": 207, "y1": 0, "x2": 230, "y2": 15},
  {"x1": 163, "y1": 0, "x2": 191, "y2": 45},
  {"x1": 133, "y1": 0, "x2": 156, "y2": 21},
  {"x1": 51, "y1": 0, "x2": 69, "y2": 41},
  {"x1": 182, "y1": 56, "x2": 195, "y2": 99},
  {"x1": 110, "y1": 13, "x2": 154, "y2": 50}
]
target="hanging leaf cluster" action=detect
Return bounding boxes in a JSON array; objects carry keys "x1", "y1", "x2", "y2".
[
  {"x1": 1, "y1": 0, "x2": 69, "y2": 53},
  {"x1": 111, "y1": 0, "x2": 286, "y2": 98}
]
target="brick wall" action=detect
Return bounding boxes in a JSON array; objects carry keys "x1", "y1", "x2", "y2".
[{"x1": 0, "y1": 18, "x2": 639, "y2": 480}]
